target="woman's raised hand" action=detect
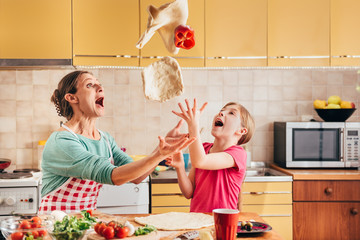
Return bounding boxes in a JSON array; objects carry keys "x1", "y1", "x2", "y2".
[
  {"x1": 172, "y1": 98, "x2": 207, "y2": 129},
  {"x1": 158, "y1": 135, "x2": 195, "y2": 158}
]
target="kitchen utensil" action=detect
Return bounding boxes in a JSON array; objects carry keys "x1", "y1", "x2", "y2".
[
  {"x1": 0, "y1": 158, "x2": 11, "y2": 172},
  {"x1": 315, "y1": 108, "x2": 356, "y2": 122},
  {"x1": 213, "y1": 209, "x2": 239, "y2": 240}
]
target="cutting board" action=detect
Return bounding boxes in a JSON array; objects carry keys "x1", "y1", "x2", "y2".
[{"x1": 85, "y1": 212, "x2": 187, "y2": 240}]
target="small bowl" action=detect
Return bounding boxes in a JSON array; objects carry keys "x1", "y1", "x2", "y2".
[
  {"x1": 47, "y1": 228, "x2": 87, "y2": 240},
  {"x1": 315, "y1": 108, "x2": 356, "y2": 122},
  {"x1": 0, "y1": 216, "x2": 53, "y2": 240}
]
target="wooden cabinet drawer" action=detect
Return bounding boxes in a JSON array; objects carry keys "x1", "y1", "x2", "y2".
[
  {"x1": 152, "y1": 195, "x2": 190, "y2": 206},
  {"x1": 293, "y1": 180, "x2": 360, "y2": 201},
  {"x1": 242, "y1": 182, "x2": 292, "y2": 192},
  {"x1": 242, "y1": 204, "x2": 292, "y2": 216},
  {"x1": 152, "y1": 183, "x2": 182, "y2": 194}
]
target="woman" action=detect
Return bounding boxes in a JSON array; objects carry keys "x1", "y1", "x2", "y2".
[{"x1": 39, "y1": 70, "x2": 194, "y2": 214}]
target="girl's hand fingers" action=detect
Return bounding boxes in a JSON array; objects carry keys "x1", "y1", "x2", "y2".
[
  {"x1": 193, "y1": 98, "x2": 197, "y2": 115},
  {"x1": 178, "y1": 102, "x2": 187, "y2": 115},
  {"x1": 174, "y1": 137, "x2": 196, "y2": 152},
  {"x1": 172, "y1": 110, "x2": 185, "y2": 119},
  {"x1": 185, "y1": 99, "x2": 193, "y2": 117},
  {"x1": 200, "y1": 102, "x2": 208, "y2": 113}
]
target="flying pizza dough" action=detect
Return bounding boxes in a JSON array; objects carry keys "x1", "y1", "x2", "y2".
[
  {"x1": 142, "y1": 56, "x2": 184, "y2": 102},
  {"x1": 136, "y1": 0, "x2": 188, "y2": 54},
  {"x1": 134, "y1": 212, "x2": 214, "y2": 230}
]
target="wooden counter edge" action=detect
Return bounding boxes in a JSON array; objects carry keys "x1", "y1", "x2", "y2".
[{"x1": 270, "y1": 164, "x2": 360, "y2": 180}]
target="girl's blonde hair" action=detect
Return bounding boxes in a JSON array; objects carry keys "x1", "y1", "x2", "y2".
[{"x1": 223, "y1": 102, "x2": 255, "y2": 145}]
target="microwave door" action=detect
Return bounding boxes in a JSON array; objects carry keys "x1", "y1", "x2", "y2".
[{"x1": 289, "y1": 128, "x2": 345, "y2": 168}]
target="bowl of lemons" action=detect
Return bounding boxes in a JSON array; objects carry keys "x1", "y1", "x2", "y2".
[{"x1": 313, "y1": 96, "x2": 356, "y2": 122}]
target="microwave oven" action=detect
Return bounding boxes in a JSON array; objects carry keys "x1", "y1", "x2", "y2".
[{"x1": 274, "y1": 122, "x2": 360, "y2": 168}]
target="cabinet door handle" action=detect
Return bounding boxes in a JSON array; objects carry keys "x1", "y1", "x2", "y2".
[
  {"x1": 350, "y1": 208, "x2": 358, "y2": 215},
  {"x1": 134, "y1": 187, "x2": 139, "y2": 192},
  {"x1": 250, "y1": 192, "x2": 264, "y2": 195},
  {"x1": 324, "y1": 187, "x2": 333, "y2": 195}
]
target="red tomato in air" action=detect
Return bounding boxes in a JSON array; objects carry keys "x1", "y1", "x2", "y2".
[
  {"x1": 102, "y1": 226, "x2": 115, "y2": 240},
  {"x1": 115, "y1": 226, "x2": 129, "y2": 239},
  {"x1": 11, "y1": 232, "x2": 24, "y2": 240},
  {"x1": 19, "y1": 220, "x2": 31, "y2": 229}
]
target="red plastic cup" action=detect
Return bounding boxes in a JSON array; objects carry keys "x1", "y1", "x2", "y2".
[{"x1": 213, "y1": 208, "x2": 239, "y2": 240}]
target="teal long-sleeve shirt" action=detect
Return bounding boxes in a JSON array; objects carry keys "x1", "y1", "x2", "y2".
[{"x1": 41, "y1": 130, "x2": 133, "y2": 197}]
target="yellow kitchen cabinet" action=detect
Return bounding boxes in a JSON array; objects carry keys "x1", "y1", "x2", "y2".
[
  {"x1": 331, "y1": 0, "x2": 360, "y2": 66},
  {"x1": 205, "y1": 0, "x2": 267, "y2": 67},
  {"x1": 242, "y1": 181, "x2": 292, "y2": 240},
  {"x1": 0, "y1": 0, "x2": 71, "y2": 61},
  {"x1": 73, "y1": 0, "x2": 139, "y2": 67},
  {"x1": 268, "y1": 0, "x2": 330, "y2": 66},
  {"x1": 151, "y1": 183, "x2": 190, "y2": 214},
  {"x1": 139, "y1": 0, "x2": 204, "y2": 67}
]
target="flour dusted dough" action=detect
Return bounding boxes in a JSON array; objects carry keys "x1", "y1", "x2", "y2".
[
  {"x1": 134, "y1": 212, "x2": 214, "y2": 230},
  {"x1": 136, "y1": 0, "x2": 188, "y2": 54},
  {"x1": 142, "y1": 56, "x2": 184, "y2": 102}
]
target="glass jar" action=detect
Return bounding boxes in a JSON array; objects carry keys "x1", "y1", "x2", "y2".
[{"x1": 37, "y1": 140, "x2": 47, "y2": 170}]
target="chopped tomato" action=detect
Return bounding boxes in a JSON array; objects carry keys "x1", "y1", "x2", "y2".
[{"x1": 86, "y1": 209, "x2": 93, "y2": 216}]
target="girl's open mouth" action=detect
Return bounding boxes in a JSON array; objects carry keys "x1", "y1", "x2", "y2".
[{"x1": 215, "y1": 119, "x2": 223, "y2": 127}]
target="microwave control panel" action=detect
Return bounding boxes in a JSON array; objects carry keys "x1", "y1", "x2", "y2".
[{"x1": 345, "y1": 129, "x2": 359, "y2": 162}]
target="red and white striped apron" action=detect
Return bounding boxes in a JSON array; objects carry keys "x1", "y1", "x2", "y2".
[{"x1": 38, "y1": 125, "x2": 114, "y2": 214}]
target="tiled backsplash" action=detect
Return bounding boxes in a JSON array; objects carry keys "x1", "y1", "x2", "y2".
[{"x1": 0, "y1": 68, "x2": 359, "y2": 169}]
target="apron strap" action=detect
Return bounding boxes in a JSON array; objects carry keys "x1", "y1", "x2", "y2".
[{"x1": 61, "y1": 122, "x2": 79, "y2": 139}]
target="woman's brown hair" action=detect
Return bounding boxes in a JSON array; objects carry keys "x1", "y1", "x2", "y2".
[
  {"x1": 223, "y1": 102, "x2": 255, "y2": 145},
  {"x1": 51, "y1": 71, "x2": 91, "y2": 120}
]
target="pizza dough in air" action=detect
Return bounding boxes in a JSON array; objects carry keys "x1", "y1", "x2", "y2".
[
  {"x1": 136, "y1": 0, "x2": 188, "y2": 54},
  {"x1": 142, "y1": 56, "x2": 184, "y2": 102},
  {"x1": 134, "y1": 212, "x2": 214, "y2": 230}
]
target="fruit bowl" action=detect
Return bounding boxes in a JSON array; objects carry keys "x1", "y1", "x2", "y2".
[
  {"x1": 315, "y1": 108, "x2": 356, "y2": 122},
  {"x1": 0, "y1": 216, "x2": 53, "y2": 240}
]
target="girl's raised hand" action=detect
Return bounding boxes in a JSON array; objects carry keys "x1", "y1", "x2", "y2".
[{"x1": 172, "y1": 99, "x2": 208, "y2": 127}]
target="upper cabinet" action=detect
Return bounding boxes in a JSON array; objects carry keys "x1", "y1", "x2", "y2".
[
  {"x1": 0, "y1": 0, "x2": 71, "y2": 64},
  {"x1": 205, "y1": 0, "x2": 267, "y2": 67},
  {"x1": 73, "y1": 0, "x2": 139, "y2": 66},
  {"x1": 139, "y1": 0, "x2": 205, "y2": 67},
  {"x1": 268, "y1": 0, "x2": 330, "y2": 66},
  {"x1": 331, "y1": 0, "x2": 360, "y2": 66}
]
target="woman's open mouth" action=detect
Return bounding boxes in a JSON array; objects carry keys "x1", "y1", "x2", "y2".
[{"x1": 95, "y1": 97, "x2": 104, "y2": 107}]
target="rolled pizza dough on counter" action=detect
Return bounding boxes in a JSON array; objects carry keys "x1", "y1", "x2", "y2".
[
  {"x1": 134, "y1": 212, "x2": 214, "y2": 230},
  {"x1": 141, "y1": 56, "x2": 184, "y2": 102}
]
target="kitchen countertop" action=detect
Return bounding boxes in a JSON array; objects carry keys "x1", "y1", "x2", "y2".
[
  {"x1": 89, "y1": 212, "x2": 284, "y2": 240},
  {"x1": 270, "y1": 164, "x2": 360, "y2": 180},
  {"x1": 151, "y1": 168, "x2": 292, "y2": 184}
]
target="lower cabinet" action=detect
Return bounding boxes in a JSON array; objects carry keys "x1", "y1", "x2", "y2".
[
  {"x1": 242, "y1": 181, "x2": 293, "y2": 240},
  {"x1": 293, "y1": 180, "x2": 360, "y2": 240},
  {"x1": 151, "y1": 183, "x2": 190, "y2": 213}
]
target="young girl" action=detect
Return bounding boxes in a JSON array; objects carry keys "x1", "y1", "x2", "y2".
[{"x1": 166, "y1": 99, "x2": 255, "y2": 212}]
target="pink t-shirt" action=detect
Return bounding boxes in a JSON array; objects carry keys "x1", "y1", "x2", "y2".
[{"x1": 190, "y1": 142, "x2": 247, "y2": 213}]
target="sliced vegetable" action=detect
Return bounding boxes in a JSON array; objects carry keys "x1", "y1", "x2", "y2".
[{"x1": 174, "y1": 25, "x2": 195, "y2": 50}]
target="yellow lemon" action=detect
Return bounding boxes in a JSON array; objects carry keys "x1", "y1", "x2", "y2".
[
  {"x1": 313, "y1": 99, "x2": 326, "y2": 109},
  {"x1": 328, "y1": 95, "x2": 341, "y2": 105}
]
